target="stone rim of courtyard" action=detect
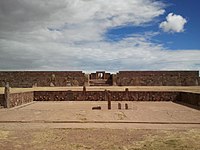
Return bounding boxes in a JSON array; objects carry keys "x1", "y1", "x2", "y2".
[
  {"x1": 1, "y1": 86, "x2": 200, "y2": 94},
  {"x1": 0, "y1": 86, "x2": 199, "y2": 129}
]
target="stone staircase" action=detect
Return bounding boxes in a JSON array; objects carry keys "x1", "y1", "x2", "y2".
[{"x1": 89, "y1": 79, "x2": 110, "y2": 86}]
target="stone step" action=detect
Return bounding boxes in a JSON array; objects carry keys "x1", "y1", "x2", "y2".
[
  {"x1": 89, "y1": 79, "x2": 109, "y2": 86},
  {"x1": 90, "y1": 83, "x2": 110, "y2": 86}
]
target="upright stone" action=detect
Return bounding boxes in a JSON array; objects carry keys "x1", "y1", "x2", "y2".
[
  {"x1": 195, "y1": 78, "x2": 199, "y2": 86},
  {"x1": 105, "y1": 90, "x2": 111, "y2": 110},
  {"x1": 125, "y1": 103, "x2": 128, "y2": 110},
  {"x1": 118, "y1": 103, "x2": 121, "y2": 109},
  {"x1": 108, "y1": 97, "x2": 111, "y2": 110},
  {"x1": 83, "y1": 86, "x2": 86, "y2": 92},
  {"x1": 125, "y1": 88, "x2": 129, "y2": 100},
  {"x1": 4, "y1": 82, "x2": 10, "y2": 108},
  {"x1": 50, "y1": 74, "x2": 56, "y2": 86},
  {"x1": 82, "y1": 86, "x2": 86, "y2": 101},
  {"x1": 112, "y1": 74, "x2": 117, "y2": 86},
  {"x1": 84, "y1": 74, "x2": 90, "y2": 86}
]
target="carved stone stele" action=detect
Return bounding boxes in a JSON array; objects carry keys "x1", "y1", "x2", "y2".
[{"x1": 4, "y1": 82, "x2": 10, "y2": 108}]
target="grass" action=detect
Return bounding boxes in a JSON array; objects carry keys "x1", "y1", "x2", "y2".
[{"x1": 0, "y1": 128, "x2": 199, "y2": 150}]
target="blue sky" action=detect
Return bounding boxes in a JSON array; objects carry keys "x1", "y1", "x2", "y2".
[
  {"x1": 105, "y1": 0, "x2": 200, "y2": 50},
  {"x1": 158, "y1": 0, "x2": 200, "y2": 50},
  {"x1": 0, "y1": 0, "x2": 200, "y2": 72}
]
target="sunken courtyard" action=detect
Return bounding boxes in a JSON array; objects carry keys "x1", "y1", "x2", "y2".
[{"x1": 0, "y1": 71, "x2": 200, "y2": 149}]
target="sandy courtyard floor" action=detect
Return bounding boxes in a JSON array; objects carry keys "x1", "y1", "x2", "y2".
[
  {"x1": 0, "y1": 101, "x2": 200, "y2": 149},
  {"x1": 0, "y1": 101, "x2": 199, "y2": 129}
]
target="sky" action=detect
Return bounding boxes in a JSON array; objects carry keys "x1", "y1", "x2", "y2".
[{"x1": 0, "y1": 0, "x2": 200, "y2": 72}]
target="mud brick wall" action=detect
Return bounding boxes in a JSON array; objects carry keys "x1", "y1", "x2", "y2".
[
  {"x1": 116, "y1": 71, "x2": 199, "y2": 86},
  {"x1": 178, "y1": 92, "x2": 200, "y2": 107},
  {"x1": 8, "y1": 92, "x2": 34, "y2": 108},
  {"x1": 0, "y1": 71, "x2": 85, "y2": 88},
  {"x1": 34, "y1": 91, "x2": 179, "y2": 101}
]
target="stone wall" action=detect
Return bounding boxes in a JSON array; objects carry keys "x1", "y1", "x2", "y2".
[
  {"x1": 0, "y1": 71, "x2": 199, "y2": 87},
  {"x1": 178, "y1": 92, "x2": 200, "y2": 107},
  {"x1": 9, "y1": 92, "x2": 34, "y2": 108},
  {"x1": 0, "y1": 90, "x2": 199, "y2": 108},
  {"x1": 34, "y1": 91, "x2": 179, "y2": 101},
  {"x1": 115, "y1": 71, "x2": 199, "y2": 86},
  {"x1": 0, "y1": 71, "x2": 86, "y2": 87},
  {"x1": 0, "y1": 92, "x2": 34, "y2": 108},
  {"x1": 90, "y1": 72, "x2": 111, "y2": 80},
  {"x1": 34, "y1": 90, "x2": 200, "y2": 107},
  {"x1": 0, "y1": 94, "x2": 4, "y2": 107},
  {"x1": 198, "y1": 77, "x2": 200, "y2": 86}
]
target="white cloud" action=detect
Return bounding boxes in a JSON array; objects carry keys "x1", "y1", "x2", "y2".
[
  {"x1": 159, "y1": 13, "x2": 187, "y2": 33},
  {"x1": 0, "y1": 0, "x2": 165, "y2": 41},
  {"x1": 0, "y1": 0, "x2": 199, "y2": 72}
]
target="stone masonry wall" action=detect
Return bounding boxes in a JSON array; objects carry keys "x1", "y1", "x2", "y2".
[
  {"x1": 0, "y1": 90, "x2": 199, "y2": 108},
  {"x1": 178, "y1": 92, "x2": 200, "y2": 107},
  {"x1": 199, "y1": 77, "x2": 200, "y2": 85},
  {"x1": 0, "y1": 71, "x2": 86, "y2": 88},
  {"x1": 34, "y1": 90, "x2": 200, "y2": 107},
  {"x1": 34, "y1": 91, "x2": 179, "y2": 101},
  {"x1": 9, "y1": 92, "x2": 34, "y2": 108},
  {"x1": 115, "y1": 71, "x2": 199, "y2": 86},
  {"x1": 0, "y1": 94, "x2": 4, "y2": 107},
  {"x1": 0, "y1": 71, "x2": 199, "y2": 87}
]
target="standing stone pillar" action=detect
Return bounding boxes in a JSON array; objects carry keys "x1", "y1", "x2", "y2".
[
  {"x1": 105, "y1": 90, "x2": 111, "y2": 110},
  {"x1": 84, "y1": 74, "x2": 90, "y2": 86},
  {"x1": 112, "y1": 74, "x2": 117, "y2": 86},
  {"x1": 125, "y1": 103, "x2": 128, "y2": 110},
  {"x1": 50, "y1": 74, "x2": 56, "y2": 86},
  {"x1": 82, "y1": 86, "x2": 86, "y2": 101},
  {"x1": 118, "y1": 103, "x2": 121, "y2": 109},
  {"x1": 4, "y1": 82, "x2": 10, "y2": 108},
  {"x1": 125, "y1": 88, "x2": 129, "y2": 101},
  {"x1": 83, "y1": 86, "x2": 86, "y2": 92},
  {"x1": 108, "y1": 95, "x2": 111, "y2": 110},
  {"x1": 195, "y1": 78, "x2": 199, "y2": 86}
]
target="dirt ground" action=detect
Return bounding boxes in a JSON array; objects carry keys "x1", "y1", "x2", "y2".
[
  {"x1": 0, "y1": 128, "x2": 200, "y2": 150},
  {"x1": 0, "y1": 101, "x2": 200, "y2": 125}
]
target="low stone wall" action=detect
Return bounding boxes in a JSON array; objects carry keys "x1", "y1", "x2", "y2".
[
  {"x1": 178, "y1": 92, "x2": 200, "y2": 107},
  {"x1": 34, "y1": 91, "x2": 179, "y2": 101},
  {"x1": 0, "y1": 94, "x2": 4, "y2": 107},
  {"x1": 34, "y1": 90, "x2": 200, "y2": 107},
  {"x1": 9, "y1": 92, "x2": 34, "y2": 108},
  {"x1": 1, "y1": 90, "x2": 199, "y2": 108}
]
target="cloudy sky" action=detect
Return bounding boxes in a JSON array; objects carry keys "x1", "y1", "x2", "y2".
[{"x1": 0, "y1": 0, "x2": 200, "y2": 72}]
